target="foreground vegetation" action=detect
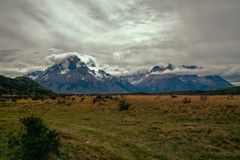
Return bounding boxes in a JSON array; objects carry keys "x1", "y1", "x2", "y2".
[
  {"x1": 8, "y1": 116, "x2": 60, "y2": 160},
  {"x1": 0, "y1": 95, "x2": 240, "y2": 160}
]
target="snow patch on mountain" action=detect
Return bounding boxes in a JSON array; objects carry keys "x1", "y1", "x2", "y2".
[
  {"x1": 129, "y1": 77, "x2": 145, "y2": 85},
  {"x1": 60, "y1": 59, "x2": 70, "y2": 74},
  {"x1": 28, "y1": 75, "x2": 39, "y2": 80},
  {"x1": 60, "y1": 68, "x2": 69, "y2": 75},
  {"x1": 95, "y1": 70, "x2": 112, "y2": 80}
]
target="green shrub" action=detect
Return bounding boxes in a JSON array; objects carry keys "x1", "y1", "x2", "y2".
[
  {"x1": 8, "y1": 115, "x2": 60, "y2": 160},
  {"x1": 96, "y1": 95, "x2": 102, "y2": 100},
  {"x1": 119, "y1": 100, "x2": 130, "y2": 111}
]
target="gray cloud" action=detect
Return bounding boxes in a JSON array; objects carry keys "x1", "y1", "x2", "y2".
[{"x1": 0, "y1": 0, "x2": 239, "y2": 82}]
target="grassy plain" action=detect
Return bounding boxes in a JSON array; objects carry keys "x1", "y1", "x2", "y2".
[{"x1": 0, "y1": 95, "x2": 240, "y2": 160}]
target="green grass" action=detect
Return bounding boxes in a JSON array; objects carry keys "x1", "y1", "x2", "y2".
[{"x1": 0, "y1": 95, "x2": 240, "y2": 160}]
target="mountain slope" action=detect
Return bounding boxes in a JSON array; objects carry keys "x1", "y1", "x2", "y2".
[
  {"x1": 0, "y1": 75, "x2": 54, "y2": 96},
  {"x1": 134, "y1": 75, "x2": 233, "y2": 92}
]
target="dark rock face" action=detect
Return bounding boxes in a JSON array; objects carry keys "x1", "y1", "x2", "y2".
[
  {"x1": 150, "y1": 66, "x2": 165, "y2": 73},
  {"x1": 26, "y1": 56, "x2": 233, "y2": 94},
  {"x1": 181, "y1": 65, "x2": 199, "y2": 70},
  {"x1": 149, "y1": 64, "x2": 174, "y2": 73}
]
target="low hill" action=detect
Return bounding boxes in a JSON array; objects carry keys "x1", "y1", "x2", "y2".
[
  {"x1": 165, "y1": 86, "x2": 240, "y2": 95},
  {"x1": 208, "y1": 86, "x2": 240, "y2": 95},
  {"x1": 0, "y1": 75, "x2": 55, "y2": 96}
]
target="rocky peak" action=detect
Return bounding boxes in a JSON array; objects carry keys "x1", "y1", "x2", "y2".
[{"x1": 166, "y1": 63, "x2": 174, "y2": 70}]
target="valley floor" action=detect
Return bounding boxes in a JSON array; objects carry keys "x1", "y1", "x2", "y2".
[{"x1": 0, "y1": 95, "x2": 240, "y2": 160}]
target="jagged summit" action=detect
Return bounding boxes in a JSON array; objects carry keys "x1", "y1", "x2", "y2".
[
  {"x1": 149, "y1": 63, "x2": 175, "y2": 73},
  {"x1": 49, "y1": 55, "x2": 90, "y2": 75},
  {"x1": 166, "y1": 64, "x2": 174, "y2": 70},
  {"x1": 149, "y1": 64, "x2": 200, "y2": 74},
  {"x1": 149, "y1": 66, "x2": 165, "y2": 73}
]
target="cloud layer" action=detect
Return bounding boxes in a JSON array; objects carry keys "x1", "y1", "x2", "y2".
[{"x1": 0, "y1": 0, "x2": 239, "y2": 82}]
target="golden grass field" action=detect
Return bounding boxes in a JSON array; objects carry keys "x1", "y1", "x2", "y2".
[{"x1": 0, "y1": 95, "x2": 240, "y2": 160}]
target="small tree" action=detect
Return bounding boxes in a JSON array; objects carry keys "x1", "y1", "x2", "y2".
[{"x1": 8, "y1": 115, "x2": 60, "y2": 160}]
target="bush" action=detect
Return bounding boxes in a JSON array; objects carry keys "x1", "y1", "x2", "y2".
[
  {"x1": 183, "y1": 97, "x2": 191, "y2": 104},
  {"x1": 12, "y1": 99, "x2": 17, "y2": 103},
  {"x1": 93, "y1": 98, "x2": 97, "y2": 104},
  {"x1": 171, "y1": 95, "x2": 178, "y2": 98},
  {"x1": 50, "y1": 96, "x2": 57, "y2": 100},
  {"x1": 80, "y1": 97, "x2": 85, "y2": 101},
  {"x1": 200, "y1": 95, "x2": 208, "y2": 101},
  {"x1": 119, "y1": 100, "x2": 130, "y2": 111},
  {"x1": 0, "y1": 98, "x2": 6, "y2": 102},
  {"x1": 58, "y1": 99, "x2": 67, "y2": 106},
  {"x1": 227, "y1": 95, "x2": 234, "y2": 99},
  {"x1": 32, "y1": 96, "x2": 40, "y2": 101},
  {"x1": 8, "y1": 115, "x2": 60, "y2": 160},
  {"x1": 96, "y1": 95, "x2": 102, "y2": 100},
  {"x1": 93, "y1": 95, "x2": 104, "y2": 104}
]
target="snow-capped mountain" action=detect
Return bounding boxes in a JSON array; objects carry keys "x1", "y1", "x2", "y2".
[
  {"x1": 120, "y1": 64, "x2": 232, "y2": 92},
  {"x1": 26, "y1": 57, "x2": 233, "y2": 94},
  {"x1": 26, "y1": 56, "x2": 135, "y2": 94}
]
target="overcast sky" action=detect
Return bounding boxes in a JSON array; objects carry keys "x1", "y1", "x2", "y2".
[{"x1": 0, "y1": 0, "x2": 240, "y2": 82}]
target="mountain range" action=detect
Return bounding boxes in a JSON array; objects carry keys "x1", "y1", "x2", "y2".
[{"x1": 25, "y1": 56, "x2": 233, "y2": 94}]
